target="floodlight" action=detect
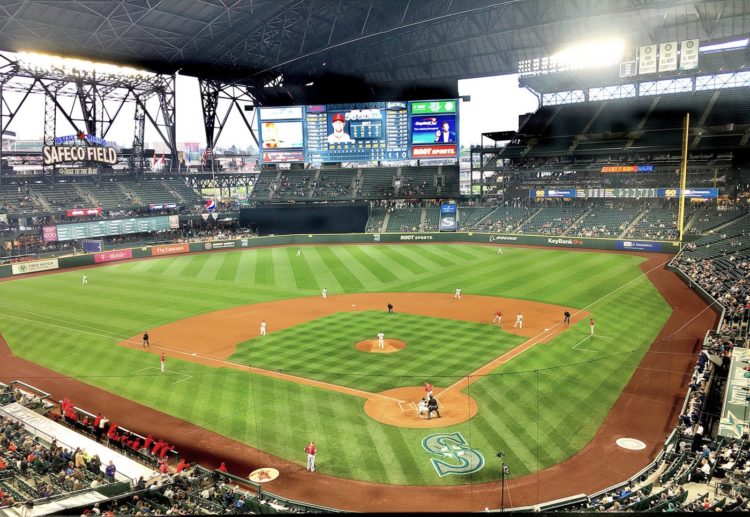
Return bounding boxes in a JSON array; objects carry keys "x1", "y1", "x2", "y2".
[
  {"x1": 17, "y1": 51, "x2": 155, "y2": 79},
  {"x1": 550, "y1": 38, "x2": 625, "y2": 71}
]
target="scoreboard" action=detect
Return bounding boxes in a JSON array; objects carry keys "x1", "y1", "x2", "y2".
[
  {"x1": 258, "y1": 99, "x2": 458, "y2": 164},
  {"x1": 530, "y1": 187, "x2": 718, "y2": 199},
  {"x1": 50, "y1": 216, "x2": 174, "y2": 242}
]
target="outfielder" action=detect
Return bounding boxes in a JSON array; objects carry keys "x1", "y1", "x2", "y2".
[
  {"x1": 260, "y1": 320, "x2": 267, "y2": 336},
  {"x1": 322, "y1": 288, "x2": 327, "y2": 300},
  {"x1": 296, "y1": 248, "x2": 302, "y2": 257},
  {"x1": 496, "y1": 247, "x2": 504, "y2": 255},
  {"x1": 82, "y1": 274, "x2": 88, "y2": 285},
  {"x1": 514, "y1": 313, "x2": 523, "y2": 329},
  {"x1": 377, "y1": 332, "x2": 385, "y2": 349},
  {"x1": 304, "y1": 441, "x2": 317, "y2": 472},
  {"x1": 454, "y1": 288, "x2": 462, "y2": 300}
]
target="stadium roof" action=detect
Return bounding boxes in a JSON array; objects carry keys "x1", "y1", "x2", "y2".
[{"x1": 0, "y1": 0, "x2": 748, "y2": 103}]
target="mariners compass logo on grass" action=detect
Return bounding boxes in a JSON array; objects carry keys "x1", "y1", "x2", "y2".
[{"x1": 422, "y1": 432, "x2": 484, "y2": 476}]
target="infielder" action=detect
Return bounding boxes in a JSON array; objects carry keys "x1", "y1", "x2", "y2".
[
  {"x1": 304, "y1": 441, "x2": 317, "y2": 472},
  {"x1": 82, "y1": 274, "x2": 88, "y2": 285},
  {"x1": 493, "y1": 311, "x2": 503, "y2": 325},
  {"x1": 589, "y1": 318, "x2": 595, "y2": 336},
  {"x1": 322, "y1": 288, "x2": 327, "y2": 300},
  {"x1": 260, "y1": 320, "x2": 267, "y2": 336},
  {"x1": 514, "y1": 313, "x2": 523, "y2": 329},
  {"x1": 160, "y1": 353, "x2": 165, "y2": 373},
  {"x1": 377, "y1": 332, "x2": 385, "y2": 350},
  {"x1": 454, "y1": 288, "x2": 462, "y2": 300}
]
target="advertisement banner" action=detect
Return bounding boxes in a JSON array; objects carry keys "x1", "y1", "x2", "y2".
[
  {"x1": 439, "y1": 204, "x2": 457, "y2": 232},
  {"x1": 43, "y1": 146, "x2": 117, "y2": 166},
  {"x1": 66, "y1": 208, "x2": 102, "y2": 217},
  {"x1": 261, "y1": 150, "x2": 305, "y2": 163},
  {"x1": 260, "y1": 121, "x2": 304, "y2": 149},
  {"x1": 410, "y1": 100, "x2": 457, "y2": 114},
  {"x1": 11, "y1": 258, "x2": 59, "y2": 275},
  {"x1": 42, "y1": 225, "x2": 58, "y2": 243},
  {"x1": 679, "y1": 39, "x2": 699, "y2": 70},
  {"x1": 411, "y1": 145, "x2": 457, "y2": 158},
  {"x1": 259, "y1": 106, "x2": 304, "y2": 120},
  {"x1": 616, "y1": 240, "x2": 663, "y2": 251},
  {"x1": 658, "y1": 188, "x2": 718, "y2": 199},
  {"x1": 151, "y1": 244, "x2": 189, "y2": 256},
  {"x1": 203, "y1": 241, "x2": 236, "y2": 250},
  {"x1": 411, "y1": 115, "x2": 457, "y2": 144},
  {"x1": 718, "y1": 347, "x2": 750, "y2": 439},
  {"x1": 149, "y1": 203, "x2": 176, "y2": 210},
  {"x1": 638, "y1": 44, "x2": 657, "y2": 74},
  {"x1": 169, "y1": 215, "x2": 180, "y2": 229},
  {"x1": 530, "y1": 188, "x2": 577, "y2": 198},
  {"x1": 82, "y1": 240, "x2": 103, "y2": 253},
  {"x1": 94, "y1": 249, "x2": 133, "y2": 263},
  {"x1": 658, "y1": 41, "x2": 678, "y2": 72}
]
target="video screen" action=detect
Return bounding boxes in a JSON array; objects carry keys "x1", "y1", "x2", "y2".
[
  {"x1": 260, "y1": 121, "x2": 304, "y2": 149},
  {"x1": 411, "y1": 115, "x2": 457, "y2": 144}
]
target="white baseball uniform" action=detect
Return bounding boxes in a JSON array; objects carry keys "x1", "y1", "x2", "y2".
[
  {"x1": 260, "y1": 321, "x2": 267, "y2": 336},
  {"x1": 322, "y1": 288, "x2": 327, "y2": 299},
  {"x1": 82, "y1": 274, "x2": 88, "y2": 285},
  {"x1": 377, "y1": 332, "x2": 385, "y2": 349},
  {"x1": 514, "y1": 313, "x2": 523, "y2": 328},
  {"x1": 454, "y1": 288, "x2": 462, "y2": 300}
]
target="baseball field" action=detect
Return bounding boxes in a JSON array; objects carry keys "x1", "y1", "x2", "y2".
[{"x1": 0, "y1": 243, "x2": 673, "y2": 488}]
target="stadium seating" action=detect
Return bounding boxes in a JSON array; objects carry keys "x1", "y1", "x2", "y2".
[
  {"x1": 385, "y1": 207, "x2": 422, "y2": 232},
  {"x1": 518, "y1": 206, "x2": 581, "y2": 235},
  {"x1": 365, "y1": 208, "x2": 386, "y2": 232},
  {"x1": 567, "y1": 206, "x2": 641, "y2": 238},
  {"x1": 471, "y1": 206, "x2": 534, "y2": 233}
]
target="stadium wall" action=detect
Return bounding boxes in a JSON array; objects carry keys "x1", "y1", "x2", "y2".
[
  {"x1": 239, "y1": 204, "x2": 369, "y2": 235},
  {"x1": 0, "y1": 233, "x2": 679, "y2": 278}
]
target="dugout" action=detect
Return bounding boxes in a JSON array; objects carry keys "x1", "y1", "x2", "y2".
[{"x1": 240, "y1": 203, "x2": 369, "y2": 235}]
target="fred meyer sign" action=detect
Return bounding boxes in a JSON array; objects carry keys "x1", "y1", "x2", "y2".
[
  {"x1": 11, "y1": 259, "x2": 59, "y2": 275},
  {"x1": 43, "y1": 146, "x2": 117, "y2": 166},
  {"x1": 410, "y1": 100, "x2": 456, "y2": 114}
]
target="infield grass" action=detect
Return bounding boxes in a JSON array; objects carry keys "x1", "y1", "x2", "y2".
[{"x1": 0, "y1": 244, "x2": 671, "y2": 485}]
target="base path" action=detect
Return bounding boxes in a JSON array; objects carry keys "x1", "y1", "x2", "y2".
[
  {"x1": 0, "y1": 251, "x2": 717, "y2": 512},
  {"x1": 119, "y1": 292, "x2": 585, "y2": 428}
]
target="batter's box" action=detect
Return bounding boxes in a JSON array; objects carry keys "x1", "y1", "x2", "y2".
[
  {"x1": 131, "y1": 366, "x2": 193, "y2": 385},
  {"x1": 398, "y1": 401, "x2": 418, "y2": 412}
]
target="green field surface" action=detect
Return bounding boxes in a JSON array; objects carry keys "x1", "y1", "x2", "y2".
[{"x1": 0, "y1": 244, "x2": 671, "y2": 485}]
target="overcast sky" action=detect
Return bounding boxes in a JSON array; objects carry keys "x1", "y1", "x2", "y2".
[{"x1": 4, "y1": 73, "x2": 539, "y2": 149}]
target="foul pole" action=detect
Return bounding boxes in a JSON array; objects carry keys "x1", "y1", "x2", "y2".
[{"x1": 678, "y1": 113, "x2": 690, "y2": 243}]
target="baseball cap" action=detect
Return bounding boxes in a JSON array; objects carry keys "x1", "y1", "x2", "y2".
[{"x1": 332, "y1": 113, "x2": 345, "y2": 123}]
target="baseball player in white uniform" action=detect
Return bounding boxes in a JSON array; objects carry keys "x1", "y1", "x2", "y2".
[
  {"x1": 260, "y1": 320, "x2": 267, "y2": 336},
  {"x1": 322, "y1": 288, "x2": 327, "y2": 300},
  {"x1": 296, "y1": 248, "x2": 302, "y2": 257},
  {"x1": 496, "y1": 247, "x2": 504, "y2": 255},
  {"x1": 82, "y1": 274, "x2": 88, "y2": 285},
  {"x1": 454, "y1": 288, "x2": 462, "y2": 300},
  {"x1": 514, "y1": 313, "x2": 523, "y2": 328},
  {"x1": 377, "y1": 332, "x2": 385, "y2": 349}
]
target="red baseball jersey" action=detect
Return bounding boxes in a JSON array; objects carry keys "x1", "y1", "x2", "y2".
[
  {"x1": 160, "y1": 353, "x2": 165, "y2": 362},
  {"x1": 305, "y1": 443, "x2": 316, "y2": 455},
  {"x1": 590, "y1": 319, "x2": 595, "y2": 325}
]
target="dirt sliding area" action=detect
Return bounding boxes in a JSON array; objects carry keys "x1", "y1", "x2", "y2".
[{"x1": 120, "y1": 292, "x2": 587, "y2": 429}]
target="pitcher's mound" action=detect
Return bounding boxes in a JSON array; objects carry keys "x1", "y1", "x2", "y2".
[
  {"x1": 364, "y1": 387, "x2": 478, "y2": 428},
  {"x1": 355, "y1": 339, "x2": 406, "y2": 353}
]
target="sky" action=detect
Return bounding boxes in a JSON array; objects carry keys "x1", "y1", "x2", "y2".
[{"x1": 3, "y1": 72, "x2": 539, "y2": 150}]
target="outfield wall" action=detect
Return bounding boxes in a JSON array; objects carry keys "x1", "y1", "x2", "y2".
[{"x1": 0, "y1": 232, "x2": 679, "y2": 279}]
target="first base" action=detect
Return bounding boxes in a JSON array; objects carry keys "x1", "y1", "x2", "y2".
[{"x1": 191, "y1": 353, "x2": 197, "y2": 356}]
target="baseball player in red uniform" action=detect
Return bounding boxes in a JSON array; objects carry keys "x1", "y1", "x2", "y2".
[
  {"x1": 493, "y1": 311, "x2": 502, "y2": 325},
  {"x1": 589, "y1": 318, "x2": 595, "y2": 336},
  {"x1": 304, "y1": 441, "x2": 317, "y2": 472},
  {"x1": 424, "y1": 382, "x2": 433, "y2": 399},
  {"x1": 160, "y1": 353, "x2": 165, "y2": 373}
]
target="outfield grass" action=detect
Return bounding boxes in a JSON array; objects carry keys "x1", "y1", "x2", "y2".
[{"x1": 0, "y1": 244, "x2": 671, "y2": 485}]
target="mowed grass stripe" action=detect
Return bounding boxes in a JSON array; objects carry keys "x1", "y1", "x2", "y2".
[
  {"x1": 285, "y1": 247, "x2": 320, "y2": 291},
  {"x1": 340, "y1": 246, "x2": 398, "y2": 284},
  {"x1": 254, "y1": 248, "x2": 275, "y2": 285},
  {"x1": 396, "y1": 244, "x2": 456, "y2": 268},
  {"x1": 214, "y1": 251, "x2": 241, "y2": 282},
  {"x1": 314, "y1": 246, "x2": 364, "y2": 291},
  {"x1": 376, "y1": 245, "x2": 430, "y2": 275}
]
